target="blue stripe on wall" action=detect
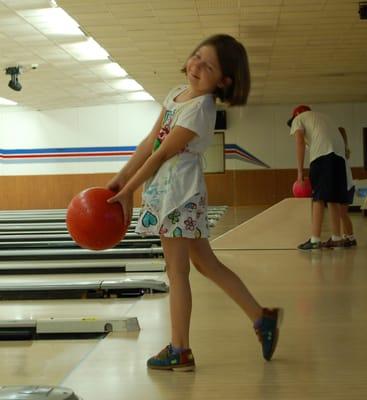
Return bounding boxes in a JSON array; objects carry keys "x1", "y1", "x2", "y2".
[
  {"x1": 1, "y1": 144, "x2": 270, "y2": 168},
  {"x1": 0, "y1": 146, "x2": 136, "y2": 155}
]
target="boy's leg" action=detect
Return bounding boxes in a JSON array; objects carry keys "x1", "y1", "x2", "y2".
[
  {"x1": 327, "y1": 202, "x2": 342, "y2": 237},
  {"x1": 321, "y1": 154, "x2": 349, "y2": 248},
  {"x1": 299, "y1": 156, "x2": 324, "y2": 249},
  {"x1": 341, "y1": 189, "x2": 354, "y2": 236},
  {"x1": 311, "y1": 200, "x2": 324, "y2": 238},
  {"x1": 340, "y1": 204, "x2": 353, "y2": 236},
  {"x1": 340, "y1": 202, "x2": 357, "y2": 246}
]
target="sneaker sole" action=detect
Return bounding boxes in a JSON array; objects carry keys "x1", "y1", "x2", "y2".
[
  {"x1": 265, "y1": 307, "x2": 284, "y2": 362},
  {"x1": 148, "y1": 363, "x2": 196, "y2": 372},
  {"x1": 298, "y1": 247, "x2": 321, "y2": 252}
]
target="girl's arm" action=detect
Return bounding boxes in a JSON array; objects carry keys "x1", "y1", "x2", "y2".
[
  {"x1": 107, "y1": 108, "x2": 166, "y2": 192},
  {"x1": 108, "y1": 125, "x2": 197, "y2": 218}
]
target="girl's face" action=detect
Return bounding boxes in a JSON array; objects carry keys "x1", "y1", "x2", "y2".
[{"x1": 186, "y1": 45, "x2": 227, "y2": 95}]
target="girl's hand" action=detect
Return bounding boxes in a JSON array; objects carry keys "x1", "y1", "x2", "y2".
[
  {"x1": 107, "y1": 189, "x2": 133, "y2": 226},
  {"x1": 106, "y1": 172, "x2": 127, "y2": 193}
]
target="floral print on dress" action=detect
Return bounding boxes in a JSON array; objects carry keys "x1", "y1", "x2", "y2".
[
  {"x1": 173, "y1": 227, "x2": 183, "y2": 237},
  {"x1": 184, "y1": 202, "x2": 197, "y2": 210},
  {"x1": 142, "y1": 211, "x2": 158, "y2": 228},
  {"x1": 168, "y1": 210, "x2": 181, "y2": 224},
  {"x1": 136, "y1": 191, "x2": 208, "y2": 239},
  {"x1": 153, "y1": 110, "x2": 175, "y2": 152},
  {"x1": 159, "y1": 226, "x2": 168, "y2": 235},
  {"x1": 184, "y1": 217, "x2": 196, "y2": 231}
]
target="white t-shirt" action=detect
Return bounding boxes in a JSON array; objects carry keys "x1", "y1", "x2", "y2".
[
  {"x1": 135, "y1": 85, "x2": 216, "y2": 236},
  {"x1": 162, "y1": 85, "x2": 216, "y2": 153},
  {"x1": 290, "y1": 111, "x2": 345, "y2": 163}
]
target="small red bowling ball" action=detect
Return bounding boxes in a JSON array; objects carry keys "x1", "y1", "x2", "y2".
[
  {"x1": 292, "y1": 178, "x2": 312, "y2": 198},
  {"x1": 66, "y1": 187, "x2": 127, "y2": 250}
]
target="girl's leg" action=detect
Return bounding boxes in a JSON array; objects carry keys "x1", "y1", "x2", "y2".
[
  {"x1": 188, "y1": 238, "x2": 263, "y2": 323},
  {"x1": 160, "y1": 236, "x2": 191, "y2": 349}
]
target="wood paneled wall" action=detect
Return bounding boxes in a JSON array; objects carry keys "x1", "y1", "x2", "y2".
[{"x1": 1, "y1": 168, "x2": 366, "y2": 210}]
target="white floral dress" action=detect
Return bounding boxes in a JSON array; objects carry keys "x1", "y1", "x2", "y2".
[{"x1": 135, "y1": 85, "x2": 216, "y2": 239}]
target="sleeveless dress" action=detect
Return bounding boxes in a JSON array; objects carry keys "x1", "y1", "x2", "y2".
[{"x1": 135, "y1": 85, "x2": 216, "y2": 239}]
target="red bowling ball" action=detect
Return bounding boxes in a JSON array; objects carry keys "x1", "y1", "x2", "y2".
[
  {"x1": 292, "y1": 178, "x2": 312, "y2": 198},
  {"x1": 66, "y1": 187, "x2": 127, "y2": 250}
]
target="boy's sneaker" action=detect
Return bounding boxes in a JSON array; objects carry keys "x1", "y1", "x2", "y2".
[
  {"x1": 298, "y1": 239, "x2": 321, "y2": 251},
  {"x1": 343, "y1": 237, "x2": 357, "y2": 247},
  {"x1": 322, "y1": 238, "x2": 344, "y2": 249},
  {"x1": 254, "y1": 308, "x2": 283, "y2": 361},
  {"x1": 147, "y1": 344, "x2": 195, "y2": 371}
]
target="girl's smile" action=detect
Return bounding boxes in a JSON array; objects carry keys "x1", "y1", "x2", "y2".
[{"x1": 186, "y1": 45, "x2": 225, "y2": 95}]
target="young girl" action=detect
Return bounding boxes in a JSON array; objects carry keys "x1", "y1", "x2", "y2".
[{"x1": 107, "y1": 34, "x2": 282, "y2": 371}]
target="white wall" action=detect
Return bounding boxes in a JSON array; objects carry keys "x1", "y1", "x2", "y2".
[
  {"x1": 0, "y1": 101, "x2": 161, "y2": 175},
  {"x1": 1, "y1": 101, "x2": 366, "y2": 176}
]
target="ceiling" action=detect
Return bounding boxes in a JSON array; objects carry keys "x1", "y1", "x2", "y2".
[{"x1": 0, "y1": 0, "x2": 366, "y2": 110}]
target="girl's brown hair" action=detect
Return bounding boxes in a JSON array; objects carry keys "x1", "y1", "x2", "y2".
[{"x1": 182, "y1": 34, "x2": 251, "y2": 106}]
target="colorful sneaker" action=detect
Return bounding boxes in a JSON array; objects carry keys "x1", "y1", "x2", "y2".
[
  {"x1": 343, "y1": 237, "x2": 357, "y2": 247},
  {"x1": 322, "y1": 238, "x2": 344, "y2": 249},
  {"x1": 298, "y1": 239, "x2": 321, "y2": 251},
  {"x1": 254, "y1": 308, "x2": 283, "y2": 361},
  {"x1": 147, "y1": 344, "x2": 195, "y2": 371}
]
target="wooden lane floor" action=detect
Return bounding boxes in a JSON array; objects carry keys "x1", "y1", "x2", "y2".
[
  {"x1": 0, "y1": 295, "x2": 144, "y2": 386},
  {"x1": 212, "y1": 198, "x2": 367, "y2": 250},
  {"x1": 1, "y1": 202, "x2": 366, "y2": 400},
  {"x1": 60, "y1": 252, "x2": 366, "y2": 400}
]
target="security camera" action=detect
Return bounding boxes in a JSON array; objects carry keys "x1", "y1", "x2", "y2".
[{"x1": 5, "y1": 66, "x2": 22, "y2": 91}]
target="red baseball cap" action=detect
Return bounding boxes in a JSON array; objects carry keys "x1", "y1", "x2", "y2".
[{"x1": 287, "y1": 105, "x2": 311, "y2": 127}]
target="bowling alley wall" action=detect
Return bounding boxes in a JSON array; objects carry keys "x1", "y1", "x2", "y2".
[{"x1": 1, "y1": 101, "x2": 366, "y2": 209}]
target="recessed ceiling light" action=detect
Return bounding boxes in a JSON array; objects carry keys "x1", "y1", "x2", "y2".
[
  {"x1": 110, "y1": 79, "x2": 144, "y2": 92},
  {"x1": 61, "y1": 38, "x2": 110, "y2": 61},
  {"x1": 125, "y1": 91, "x2": 155, "y2": 101}
]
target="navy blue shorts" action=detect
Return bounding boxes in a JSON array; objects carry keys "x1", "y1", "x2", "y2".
[
  {"x1": 309, "y1": 153, "x2": 348, "y2": 203},
  {"x1": 345, "y1": 186, "x2": 355, "y2": 205}
]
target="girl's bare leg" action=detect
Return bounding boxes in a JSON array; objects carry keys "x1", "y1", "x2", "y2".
[
  {"x1": 188, "y1": 238, "x2": 263, "y2": 323},
  {"x1": 160, "y1": 236, "x2": 192, "y2": 349}
]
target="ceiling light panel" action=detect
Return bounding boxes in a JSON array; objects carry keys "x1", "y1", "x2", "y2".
[
  {"x1": 61, "y1": 38, "x2": 109, "y2": 61},
  {"x1": 90, "y1": 63, "x2": 128, "y2": 78},
  {"x1": 124, "y1": 91, "x2": 154, "y2": 101},
  {"x1": 17, "y1": 7, "x2": 84, "y2": 36},
  {"x1": 110, "y1": 79, "x2": 143, "y2": 92}
]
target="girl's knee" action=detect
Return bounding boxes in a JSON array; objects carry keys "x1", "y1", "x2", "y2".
[
  {"x1": 191, "y1": 259, "x2": 208, "y2": 277},
  {"x1": 166, "y1": 262, "x2": 190, "y2": 280},
  {"x1": 191, "y1": 254, "x2": 222, "y2": 278}
]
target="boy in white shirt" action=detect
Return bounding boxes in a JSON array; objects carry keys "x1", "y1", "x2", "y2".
[{"x1": 288, "y1": 105, "x2": 349, "y2": 250}]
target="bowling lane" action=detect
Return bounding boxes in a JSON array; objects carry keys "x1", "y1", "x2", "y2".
[
  {"x1": 212, "y1": 198, "x2": 312, "y2": 250},
  {"x1": 0, "y1": 296, "x2": 140, "y2": 386}
]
